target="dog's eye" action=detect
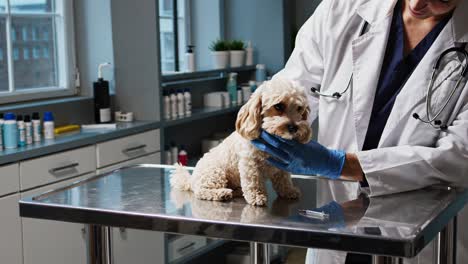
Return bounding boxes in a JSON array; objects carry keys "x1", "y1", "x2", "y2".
[
  {"x1": 297, "y1": 106, "x2": 303, "y2": 112},
  {"x1": 274, "y1": 103, "x2": 285, "y2": 112}
]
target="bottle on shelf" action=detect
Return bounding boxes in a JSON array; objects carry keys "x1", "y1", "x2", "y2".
[
  {"x1": 185, "y1": 45, "x2": 196, "y2": 72},
  {"x1": 3, "y1": 113, "x2": 18, "y2": 149},
  {"x1": 227, "y1": 73, "x2": 238, "y2": 106},
  {"x1": 170, "y1": 142, "x2": 178, "y2": 164},
  {"x1": 176, "y1": 89, "x2": 185, "y2": 118},
  {"x1": 245, "y1": 41, "x2": 254, "y2": 66},
  {"x1": 24, "y1": 115, "x2": 33, "y2": 145},
  {"x1": 249, "y1": 80, "x2": 257, "y2": 92},
  {"x1": 163, "y1": 90, "x2": 171, "y2": 120},
  {"x1": 17, "y1": 115, "x2": 26, "y2": 147},
  {"x1": 178, "y1": 146, "x2": 188, "y2": 166},
  {"x1": 164, "y1": 145, "x2": 172, "y2": 165},
  {"x1": 32, "y1": 112, "x2": 42, "y2": 143},
  {"x1": 183, "y1": 88, "x2": 192, "y2": 115},
  {"x1": 256, "y1": 64, "x2": 266, "y2": 84},
  {"x1": 170, "y1": 89, "x2": 178, "y2": 119},
  {"x1": 237, "y1": 87, "x2": 243, "y2": 105},
  {"x1": 43, "y1": 112, "x2": 55, "y2": 140}
]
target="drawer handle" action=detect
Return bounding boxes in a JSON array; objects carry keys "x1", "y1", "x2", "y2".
[
  {"x1": 177, "y1": 242, "x2": 196, "y2": 253},
  {"x1": 49, "y1": 163, "x2": 80, "y2": 174},
  {"x1": 122, "y1": 144, "x2": 147, "y2": 153}
]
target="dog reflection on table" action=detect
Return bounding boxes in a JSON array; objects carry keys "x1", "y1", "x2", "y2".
[{"x1": 171, "y1": 78, "x2": 312, "y2": 206}]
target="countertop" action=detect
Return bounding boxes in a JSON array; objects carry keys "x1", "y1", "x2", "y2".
[{"x1": 0, "y1": 121, "x2": 162, "y2": 166}]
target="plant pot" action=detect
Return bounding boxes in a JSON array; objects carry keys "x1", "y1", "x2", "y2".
[
  {"x1": 211, "y1": 51, "x2": 229, "y2": 69},
  {"x1": 229, "y1": 50, "x2": 245, "y2": 68}
]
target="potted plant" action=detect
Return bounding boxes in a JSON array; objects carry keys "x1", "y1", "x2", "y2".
[
  {"x1": 229, "y1": 40, "x2": 246, "y2": 68},
  {"x1": 209, "y1": 39, "x2": 230, "y2": 69}
]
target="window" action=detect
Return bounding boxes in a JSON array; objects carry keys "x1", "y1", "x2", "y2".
[
  {"x1": 158, "y1": 0, "x2": 190, "y2": 74},
  {"x1": 0, "y1": 0, "x2": 75, "y2": 103}
]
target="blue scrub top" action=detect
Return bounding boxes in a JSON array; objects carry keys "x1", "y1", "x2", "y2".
[{"x1": 361, "y1": 0, "x2": 451, "y2": 151}]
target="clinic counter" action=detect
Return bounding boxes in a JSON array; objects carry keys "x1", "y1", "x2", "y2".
[
  {"x1": 0, "y1": 121, "x2": 162, "y2": 166},
  {"x1": 19, "y1": 164, "x2": 468, "y2": 263}
]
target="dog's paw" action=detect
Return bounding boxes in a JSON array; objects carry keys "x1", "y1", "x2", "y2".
[
  {"x1": 279, "y1": 186, "x2": 301, "y2": 200},
  {"x1": 194, "y1": 188, "x2": 233, "y2": 201},
  {"x1": 244, "y1": 192, "x2": 268, "y2": 206}
]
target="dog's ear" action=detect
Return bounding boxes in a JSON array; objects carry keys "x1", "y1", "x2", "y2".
[{"x1": 236, "y1": 86, "x2": 263, "y2": 140}]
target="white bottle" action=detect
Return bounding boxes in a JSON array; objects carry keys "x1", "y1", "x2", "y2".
[
  {"x1": 164, "y1": 146, "x2": 173, "y2": 165},
  {"x1": 163, "y1": 90, "x2": 171, "y2": 120},
  {"x1": 17, "y1": 115, "x2": 26, "y2": 147},
  {"x1": 186, "y1": 45, "x2": 196, "y2": 72},
  {"x1": 170, "y1": 143, "x2": 178, "y2": 164},
  {"x1": 32, "y1": 112, "x2": 42, "y2": 143},
  {"x1": 177, "y1": 89, "x2": 185, "y2": 118},
  {"x1": 183, "y1": 88, "x2": 192, "y2": 115},
  {"x1": 245, "y1": 41, "x2": 254, "y2": 66},
  {"x1": 43, "y1": 111, "x2": 55, "y2": 140},
  {"x1": 24, "y1": 115, "x2": 33, "y2": 145},
  {"x1": 170, "y1": 90, "x2": 178, "y2": 119}
]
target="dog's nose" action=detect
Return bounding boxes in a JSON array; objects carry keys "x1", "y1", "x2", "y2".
[{"x1": 287, "y1": 124, "x2": 298, "y2": 133}]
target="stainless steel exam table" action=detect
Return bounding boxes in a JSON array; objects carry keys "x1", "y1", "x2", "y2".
[{"x1": 19, "y1": 164, "x2": 468, "y2": 264}]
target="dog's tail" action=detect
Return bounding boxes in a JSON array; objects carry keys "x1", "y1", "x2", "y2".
[{"x1": 170, "y1": 164, "x2": 192, "y2": 191}]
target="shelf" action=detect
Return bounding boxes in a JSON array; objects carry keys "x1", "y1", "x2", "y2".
[
  {"x1": 162, "y1": 105, "x2": 242, "y2": 127},
  {"x1": 161, "y1": 65, "x2": 256, "y2": 84}
]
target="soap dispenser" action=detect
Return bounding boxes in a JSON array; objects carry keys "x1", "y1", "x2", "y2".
[
  {"x1": 94, "y1": 63, "x2": 112, "y2": 124},
  {"x1": 186, "y1": 45, "x2": 196, "y2": 72}
]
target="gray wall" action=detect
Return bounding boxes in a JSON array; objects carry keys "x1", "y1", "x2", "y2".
[
  {"x1": 224, "y1": 0, "x2": 286, "y2": 75},
  {"x1": 191, "y1": 0, "x2": 223, "y2": 70},
  {"x1": 74, "y1": 0, "x2": 115, "y2": 97},
  {"x1": 111, "y1": 0, "x2": 161, "y2": 121}
]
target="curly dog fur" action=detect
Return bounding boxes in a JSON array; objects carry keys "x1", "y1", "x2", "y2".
[{"x1": 170, "y1": 78, "x2": 312, "y2": 206}]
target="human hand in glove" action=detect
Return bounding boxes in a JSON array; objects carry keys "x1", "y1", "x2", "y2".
[{"x1": 251, "y1": 130, "x2": 346, "y2": 179}]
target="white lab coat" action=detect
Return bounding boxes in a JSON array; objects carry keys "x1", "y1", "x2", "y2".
[{"x1": 274, "y1": 0, "x2": 468, "y2": 263}]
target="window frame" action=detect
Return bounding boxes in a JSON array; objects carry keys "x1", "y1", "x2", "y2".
[{"x1": 0, "y1": 0, "x2": 76, "y2": 104}]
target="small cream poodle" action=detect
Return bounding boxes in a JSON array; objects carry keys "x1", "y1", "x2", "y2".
[{"x1": 170, "y1": 78, "x2": 312, "y2": 206}]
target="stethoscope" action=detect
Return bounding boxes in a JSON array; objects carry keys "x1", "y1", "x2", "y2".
[{"x1": 311, "y1": 22, "x2": 468, "y2": 130}]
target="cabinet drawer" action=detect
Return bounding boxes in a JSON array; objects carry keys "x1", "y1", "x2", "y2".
[
  {"x1": 20, "y1": 146, "x2": 96, "y2": 190},
  {"x1": 168, "y1": 235, "x2": 207, "y2": 262},
  {"x1": 96, "y1": 129, "x2": 160, "y2": 168},
  {"x1": 97, "y1": 152, "x2": 161, "y2": 174},
  {"x1": 0, "y1": 163, "x2": 19, "y2": 196}
]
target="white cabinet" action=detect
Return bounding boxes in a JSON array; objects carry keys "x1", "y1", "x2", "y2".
[
  {"x1": 0, "y1": 194, "x2": 23, "y2": 264},
  {"x1": 21, "y1": 173, "x2": 93, "y2": 264},
  {"x1": 0, "y1": 163, "x2": 19, "y2": 196}
]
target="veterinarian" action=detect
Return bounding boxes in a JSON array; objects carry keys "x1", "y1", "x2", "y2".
[{"x1": 252, "y1": 0, "x2": 468, "y2": 263}]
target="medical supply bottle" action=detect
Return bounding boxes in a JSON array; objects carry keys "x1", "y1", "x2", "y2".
[
  {"x1": 170, "y1": 90, "x2": 178, "y2": 119},
  {"x1": 24, "y1": 115, "x2": 33, "y2": 145},
  {"x1": 164, "y1": 146, "x2": 172, "y2": 165},
  {"x1": 170, "y1": 142, "x2": 178, "y2": 164},
  {"x1": 0, "y1": 113, "x2": 4, "y2": 150},
  {"x1": 17, "y1": 115, "x2": 26, "y2": 147},
  {"x1": 186, "y1": 45, "x2": 196, "y2": 72},
  {"x1": 43, "y1": 112, "x2": 55, "y2": 140},
  {"x1": 178, "y1": 146, "x2": 188, "y2": 166},
  {"x1": 237, "y1": 88, "x2": 243, "y2": 105},
  {"x1": 32, "y1": 112, "x2": 41, "y2": 143},
  {"x1": 245, "y1": 41, "x2": 254, "y2": 66},
  {"x1": 94, "y1": 63, "x2": 112, "y2": 124},
  {"x1": 227, "y1": 73, "x2": 238, "y2": 106},
  {"x1": 3, "y1": 113, "x2": 18, "y2": 149},
  {"x1": 256, "y1": 64, "x2": 266, "y2": 83},
  {"x1": 183, "y1": 88, "x2": 192, "y2": 115},
  {"x1": 177, "y1": 89, "x2": 185, "y2": 117},
  {"x1": 249, "y1": 80, "x2": 257, "y2": 92},
  {"x1": 163, "y1": 90, "x2": 171, "y2": 120}
]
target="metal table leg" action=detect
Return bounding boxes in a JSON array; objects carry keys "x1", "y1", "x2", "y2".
[
  {"x1": 250, "y1": 242, "x2": 270, "y2": 264},
  {"x1": 437, "y1": 217, "x2": 456, "y2": 264},
  {"x1": 88, "y1": 225, "x2": 112, "y2": 264},
  {"x1": 372, "y1": 256, "x2": 403, "y2": 264}
]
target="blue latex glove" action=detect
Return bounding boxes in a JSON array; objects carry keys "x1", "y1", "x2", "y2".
[{"x1": 251, "y1": 130, "x2": 346, "y2": 179}]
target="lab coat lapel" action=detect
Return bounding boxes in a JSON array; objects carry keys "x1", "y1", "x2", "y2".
[
  {"x1": 378, "y1": 20, "x2": 456, "y2": 147},
  {"x1": 351, "y1": 17, "x2": 393, "y2": 150}
]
